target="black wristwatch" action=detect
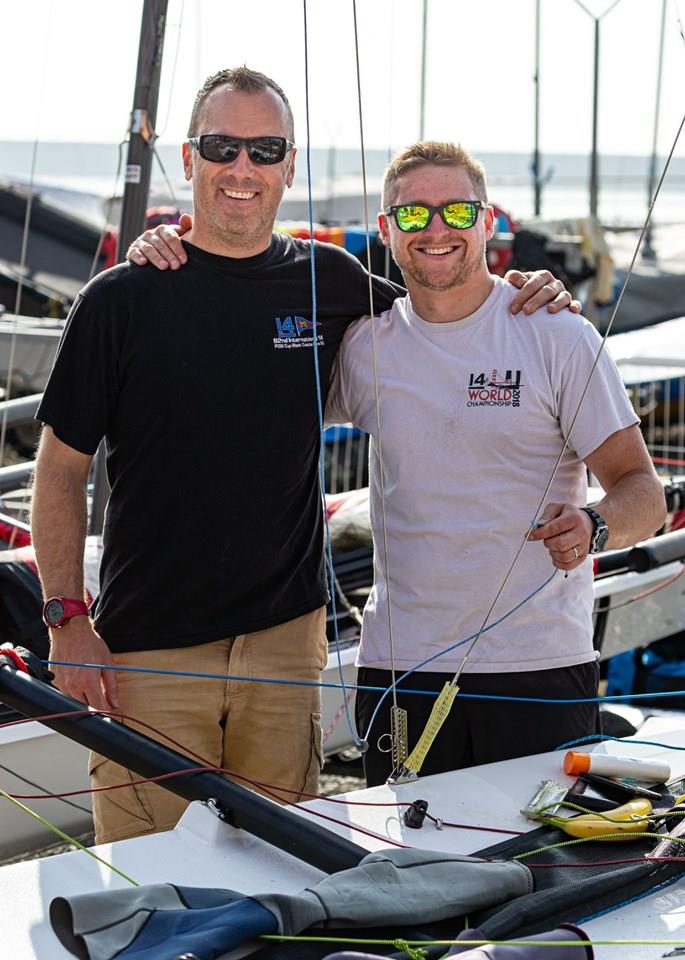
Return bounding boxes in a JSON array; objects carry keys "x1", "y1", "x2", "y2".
[{"x1": 581, "y1": 507, "x2": 609, "y2": 554}]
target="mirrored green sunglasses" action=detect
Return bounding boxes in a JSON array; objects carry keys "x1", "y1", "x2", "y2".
[{"x1": 385, "y1": 199, "x2": 486, "y2": 232}]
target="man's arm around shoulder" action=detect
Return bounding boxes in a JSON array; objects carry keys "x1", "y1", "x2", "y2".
[
  {"x1": 32, "y1": 427, "x2": 119, "y2": 711},
  {"x1": 529, "y1": 425, "x2": 666, "y2": 570}
]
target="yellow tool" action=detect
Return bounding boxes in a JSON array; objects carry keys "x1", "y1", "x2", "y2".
[{"x1": 545, "y1": 798, "x2": 653, "y2": 841}]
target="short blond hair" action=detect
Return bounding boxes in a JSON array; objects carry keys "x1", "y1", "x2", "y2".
[{"x1": 382, "y1": 141, "x2": 487, "y2": 207}]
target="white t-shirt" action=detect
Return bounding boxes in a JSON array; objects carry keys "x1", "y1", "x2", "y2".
[{"x1": 326, "y1": 277, "x2": 639, "y2": 674}]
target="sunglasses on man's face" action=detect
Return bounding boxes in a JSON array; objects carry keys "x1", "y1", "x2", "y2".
[
  {"x1": 384, "y1": 199, "x2": 486, "y2": 233},
  {"x1": 187, "y1": 134, "x2": 295, "y2": 165}
]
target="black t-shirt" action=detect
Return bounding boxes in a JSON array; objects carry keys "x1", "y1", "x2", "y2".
[{"x1": 37, "y1": 234, "x2": 402, "y2": 652}]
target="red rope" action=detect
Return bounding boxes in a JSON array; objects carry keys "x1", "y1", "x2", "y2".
[
  {"x1": 652, "y1": 456, "x2": 685, "y2": 466},
  {"x1": 0, "y1": 647, "x2": 29, "y2": 673}
]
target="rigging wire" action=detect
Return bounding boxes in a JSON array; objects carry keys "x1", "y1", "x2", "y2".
[
  {"x1": 350, "y1": 0, "x2": 406, "y2": 763},
  {"x1": 153, "y1": 0, "x2": 185, "y2": 139},
  {"x1": 0, "y1": 0, "x2": 55, "y2": 468},
  {"x1": 151, "y1": 145, "x2": 178, "y2": 207},
  {"x1": 0, "y1": 761, "x2": 91, "y2": 815},
  {"x1": 301, "y1": 0, "x2": 362, "y2": 751},
  {"x1": 87, "y1": 140, "x2": 127, "y2": 281}
]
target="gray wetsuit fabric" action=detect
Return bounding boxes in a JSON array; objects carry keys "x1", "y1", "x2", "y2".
[{"x1": 50, "y1": 849, "x2": 532, "y2": 960}]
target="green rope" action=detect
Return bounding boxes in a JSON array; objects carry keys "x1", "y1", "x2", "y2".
[
  {"x1": 540, "y1": 800, "x2": 685, "y2": 823},
  {"x1": 513, "y1": 831, "x2": 685, "y2": 859},
  {"x1": 0, "y1": 789, "x2": 139, "y2": 887},
  {"x1": 393, "y1": 939, "x2": 428, "y2": 960},
  {"x1": 261, "y1": 934, "x2": 685, "y2": 947}
]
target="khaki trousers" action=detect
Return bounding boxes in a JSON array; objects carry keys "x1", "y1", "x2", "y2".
[{"x1": 90, "y1": 606, "x2": 327, "y2": 843}]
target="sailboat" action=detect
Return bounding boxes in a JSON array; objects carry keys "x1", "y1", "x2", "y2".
[{"x1": 2, "y1": 2, "x2": 685, "y2": 957}]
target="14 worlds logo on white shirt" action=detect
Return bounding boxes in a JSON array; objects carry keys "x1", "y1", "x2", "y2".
[{"x1": 467, "y1": 369, "x2": 523, "y2": 408}]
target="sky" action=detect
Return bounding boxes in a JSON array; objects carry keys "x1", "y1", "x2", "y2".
[{"x1": 1, "y1": 0, "x2": 684, "y2": 160}]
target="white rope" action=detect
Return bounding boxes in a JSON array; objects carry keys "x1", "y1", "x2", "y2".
[{"x1": 350, "y1": 0, "x2": 401, "y2": 719}]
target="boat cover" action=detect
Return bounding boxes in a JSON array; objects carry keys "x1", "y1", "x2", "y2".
[{"x1": 49, "y1": 848, "x2": 532, "y2": 960}]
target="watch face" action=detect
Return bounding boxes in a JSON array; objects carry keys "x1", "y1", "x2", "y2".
[
  {"x1": 595, "y1": 524, "x2": 610, "y2": 552},
  {"x1": 44, "y1": 598, "x2": 65, "y2": 626}
]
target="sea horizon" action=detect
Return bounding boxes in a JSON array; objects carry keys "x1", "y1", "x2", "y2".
[{"x1": 2, "y1": 141, "x2": 685, "y2": 228}]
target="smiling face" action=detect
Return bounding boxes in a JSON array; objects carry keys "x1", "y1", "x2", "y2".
[
  {"x1": 379, "y1": 164, "x2": 495, "y2": 294},
  {"x1": 182, "y1": 84, "x2": 296, "y2": 257}
]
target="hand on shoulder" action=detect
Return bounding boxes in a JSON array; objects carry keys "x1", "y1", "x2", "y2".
[
  {"x1": 505, "y1": 269, "x2": 582, "y2": 316},
  {"x1": 126, "y1": 213, "x2": 193, "y2": 271}
]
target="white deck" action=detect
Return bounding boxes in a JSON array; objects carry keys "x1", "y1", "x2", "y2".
[{"x1": 2, "y1": 716, "x2": 685, "y2": 959}]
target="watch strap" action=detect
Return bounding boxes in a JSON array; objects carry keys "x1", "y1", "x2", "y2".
[
  {"x1": 580, "y1": 506, "x2": 609, "y2": 554},
  {"x1": 42, "y1": 596, "x2": 90, "y2": 628}
]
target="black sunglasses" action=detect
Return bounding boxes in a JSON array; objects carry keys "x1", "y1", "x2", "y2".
[
  {"x1": 187, "y1": 134, "x2": 295, "y2": 165},
  {"x1": 384, "y1": 199, "x2": 486, "y2": 232}
]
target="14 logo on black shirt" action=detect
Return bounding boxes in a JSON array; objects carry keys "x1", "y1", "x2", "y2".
[{"x1": 273, "y1": 315, "x2": 325, "y2": 350}]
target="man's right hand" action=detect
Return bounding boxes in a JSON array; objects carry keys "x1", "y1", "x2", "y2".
[
  {"x1": 49, "y1": 618, "x2": 120, "y2": 712},
  {"x1": 126, "y1": 212, "x2": 193, "y2": 270}
]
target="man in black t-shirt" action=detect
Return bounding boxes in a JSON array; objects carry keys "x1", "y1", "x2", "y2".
[{"x1": 32, "y1": 66, "x2": 575, "y2": 844}]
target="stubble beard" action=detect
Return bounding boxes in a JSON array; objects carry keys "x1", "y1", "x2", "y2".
[
  {"x1": 194, "y1": 181, "x2": 279, "y2": 253},
  {"x1": 208, "y1": 205, "x2": 275, "y2": 251},
  {"x1": 395, "y1": 244, "x2": 480, "y2": 292},
  {"x1": 392, "y1": 233, "x2": 485, "y2": 293}
]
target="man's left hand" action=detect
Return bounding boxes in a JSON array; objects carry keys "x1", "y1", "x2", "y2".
[
  {"x1": 528, "y1": 502, "x2": 593, "y2": 571},
  {"x1": 505, "y1": 270, "x2": 582, "y2": 316}
]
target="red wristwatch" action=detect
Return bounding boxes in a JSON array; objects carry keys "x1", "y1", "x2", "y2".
[{"x1": 42, "y1": 596, "x2": 90, "y2": 629}]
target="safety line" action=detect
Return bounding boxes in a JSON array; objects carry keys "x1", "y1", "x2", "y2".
[
  {"x1": 302, "y1": 0, "x2": 362, "y2": 751},
  {"x1": 0, "y1": 789, "x2": 138, "y2": 886}
]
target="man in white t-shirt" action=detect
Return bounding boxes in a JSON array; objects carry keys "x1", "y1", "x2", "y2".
[{"x1": 326, "y1": 141, "x2": 666, "y2": 786}]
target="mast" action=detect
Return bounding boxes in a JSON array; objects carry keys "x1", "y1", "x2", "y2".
[
  {"x1": 589, "y1": 15, "x2": 600, "y2": 218},
  {"x1": 116, "y1": 0, "x2": 169, "y2": 261},
  {"x1": 91, "y1": 0, "x2": 169, "y2": 535},
  {"x1": 573, "y1": 0, "x2": 625, "y2": 219},
  {"x1": 643, "y1": 0, "x2": 667, "y2": 261},
  {"x1": 419, "y1": 0, "x2": 429, "y2": 138},
  {"x1": 532, "y1": 0, "x2": 542, "y2": 215}
]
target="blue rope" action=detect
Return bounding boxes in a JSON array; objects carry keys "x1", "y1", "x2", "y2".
[
  {"x1": 555, "y1": 734, "x2": 685, "y2": 751},
  {"x1": 43, "y1": 659, "x2": 685, "y2": 707},
  {"x1": 360, "y1": 570, "x2": 557, "y2": 745},
  {"x1": 301, "y1": 0, "x2": 362, "y2": 750}
]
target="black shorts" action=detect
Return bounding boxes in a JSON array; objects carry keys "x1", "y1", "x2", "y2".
[{"x1": 355, "y1": 661, "x2": 600, "y2": 787}]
